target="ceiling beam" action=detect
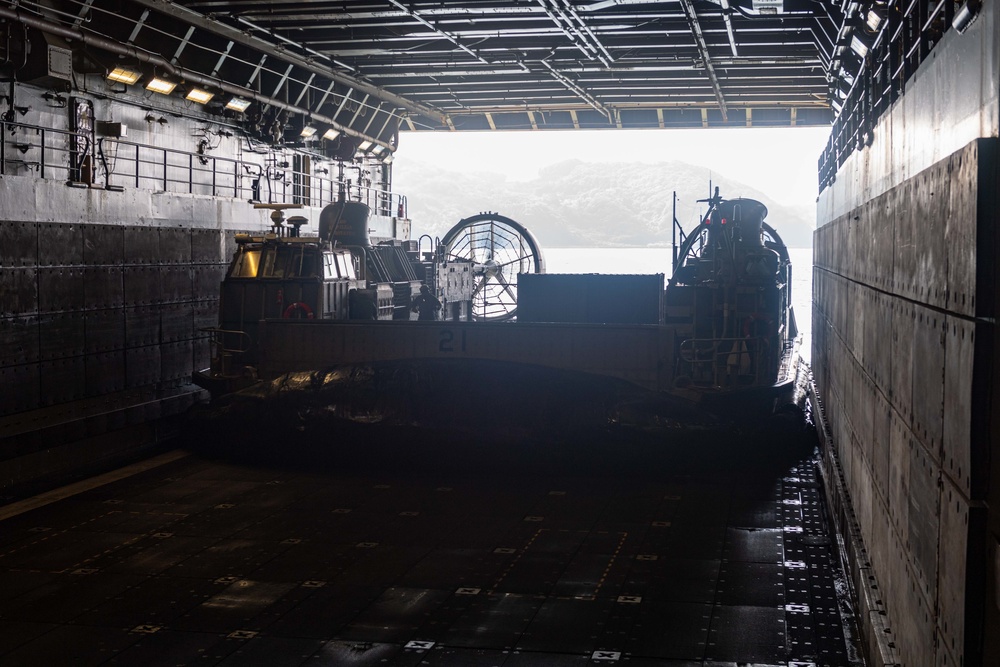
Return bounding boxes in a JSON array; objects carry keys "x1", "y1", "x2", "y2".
[
  {"x1": 126, "y1": 8, "x2": 149, "y2": 45},
  {"x1": 678, "y1": 0, "x2": 729, "y2": 121},
  {"x1": 538, "y1": 60, "x2": 611, "y2": 119},
  {"x1": 169, "y1": 25, "x2": 196, "y2": 65},
  {"x1": 719, "y1": 0, "x2": 739, "y2": 56},
  {"x1": 73, "y1": 0, "x2": 96, "y2": 28},
  {"x1": 209, "y1": 40, "x2": 234, "y2": 78},
  {"x1": 386, "y1": 0, "x2": 490, "y2": 65}
]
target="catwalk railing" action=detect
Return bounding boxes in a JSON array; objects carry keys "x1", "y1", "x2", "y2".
[
  {"x1": 0, "y1": 120, "x2": 406, "y2": 218},
  {"x1": 818, "y1": 0, "x2": 959, "y2": 190}
]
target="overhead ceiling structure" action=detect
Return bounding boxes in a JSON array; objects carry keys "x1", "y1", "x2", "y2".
[
  {"x1": 1, "y1": 0, "x2": 844, "y2": 140},
  {"x1": 162, "y1": 0, "x2": 840, "y2": 131},
  {"x1": 3, "y1": 0, "x2": 965, "y2": 170}
]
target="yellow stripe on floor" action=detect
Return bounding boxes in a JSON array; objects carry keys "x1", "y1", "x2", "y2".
[{"x1": 0, "y1": 449, "x2": 190, "y2": 521}]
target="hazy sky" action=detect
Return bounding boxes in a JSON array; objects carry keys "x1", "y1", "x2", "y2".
[{"x1": 395, "y1": 126, "x2": 831, "y2": 208}]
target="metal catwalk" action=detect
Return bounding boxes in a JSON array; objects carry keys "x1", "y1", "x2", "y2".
[{"x1": 0, "y1": 429, "x2": 856, "y2": 665}]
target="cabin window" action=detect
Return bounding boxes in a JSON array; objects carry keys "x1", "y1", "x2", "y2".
[
  {"x1": 336, "y1": 253, "x2": 355, "y2": 279},
  {"x1": 323, "y1": 253, "x2": 338, "y2": 279},
  {"x1": 293, "y1": 155, "x2": 311, "y2": 205},
  {"x1": 296, "y1": 250, "x2": 317, "y2": 277},
  {"x1": 259, "y1": 246, "x2": 320, "y2": 278},
  {"x1": 261, "y1": 248, "x2": 280, "y2": 277},
  {"x1": 231, "y1": 249, "x2": 262, "y2": 277}
]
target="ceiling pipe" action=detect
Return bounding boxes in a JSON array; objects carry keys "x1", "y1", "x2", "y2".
[{"x1": 0, "y1": 4, "x2": 396, "y2": 149}]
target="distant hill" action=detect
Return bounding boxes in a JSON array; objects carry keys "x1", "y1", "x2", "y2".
[{"x1": 392, "y1": 158, "x2": 815, "y2": 248}]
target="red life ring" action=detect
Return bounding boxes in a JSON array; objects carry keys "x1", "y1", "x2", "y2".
[
  {"x1": 742, "y1": 313, "x2": 772, "y2": 338},
  {"x1": 283, "y1": 302, "x2": 315, "y2": 319}
]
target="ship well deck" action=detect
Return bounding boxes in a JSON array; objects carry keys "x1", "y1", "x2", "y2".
[{"x1": 0, "y1": 420, "x2": 856, "y2": 665}]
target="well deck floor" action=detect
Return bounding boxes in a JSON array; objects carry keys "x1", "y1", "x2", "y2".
[{"x1": 0, "y1": 430, "x2": 856, "y2": 666}]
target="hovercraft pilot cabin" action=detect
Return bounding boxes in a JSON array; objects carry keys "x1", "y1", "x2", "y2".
[{"x1": 195, "y1": 199, "x2": 476, "y2": 394}]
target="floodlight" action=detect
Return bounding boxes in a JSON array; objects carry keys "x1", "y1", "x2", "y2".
[
  {"x1": 850, "y1": 35, "x2": 869, "y2": 58},
  {"x1": 357, "y1": 140, "x2": 373, "y2": 151},
  {"x1": 300, "y1": 125, "x2": 317, "y2": 138},
  {"x1": 185, "y1": 88, "x2": 214, "y2": 104},
  {"x1": 107, "y1": 66, "x2": 141, "y2": 85},
  {"x1": 866, "y1": 10, "x2": 883, "y2": 31},
  {"x1": 322, "y1": 128, "x2": 341, "y2": 140},
  {"x1": 225, "y1": 97, "x2": 251, "y2": 112},
  {"x1": 145, "y1": 77, "x2": 177, "y2": 95}
]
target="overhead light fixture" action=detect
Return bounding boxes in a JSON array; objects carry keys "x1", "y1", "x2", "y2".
[
  {"x1": 145, "y1": 77, "x2": 177, "y2": 95},
  {"x1": 850, "y1": 34, "x2": 869, "y2": 58},
  {"x1": 185, "y1": 88, "x2": 214, "y2": 104},
  {"x1": 371, "y1": 144, "x2": 385, "y2": 154},
  {"x1": 357, "y1": 140, "x2": 373, "y2": 151},
  {"x1": 865, "y1": 10, "x2": 883, "y2": 31},
  {"x1": 225, "y1": 97, "x2": 251, "y2": 112},
  {"x1": 107, "y1": 66, "x2": 142, "y2": 85},
  {"x1": 322, "y1": 128, "x2": 341, "y2": 140},
  {"x1": 831, "y1": 99, "x2": 843, "y2": 113},
  {"x1": 381, "y1": 154, "x2": 394, "y2": 164},
  {"x1": 300, "y1": 125, "x2": 317, "y2": 138}
]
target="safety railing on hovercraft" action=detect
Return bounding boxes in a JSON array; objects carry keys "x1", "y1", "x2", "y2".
[
  {"x1": 201, "y1": 327, "x2": 253, "y2": 379},
  {"x1": 677, "y1": 337, "x2": 774, "y2": 389},
  {"x1": 0, "y1": 119, "x2": 407, "y2": 218}
]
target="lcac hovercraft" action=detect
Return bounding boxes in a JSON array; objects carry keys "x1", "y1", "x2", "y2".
[
  {"x1": 194, "y1": 188, "x2": 800, "y2": 424},
  {"x1": 664, "y1": 189, "x2": 801, "y2": 412}
]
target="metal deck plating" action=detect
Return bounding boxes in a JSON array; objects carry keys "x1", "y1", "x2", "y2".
[{"x1": 0, "y1": 428, "x2": 857, "y2": 666}]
